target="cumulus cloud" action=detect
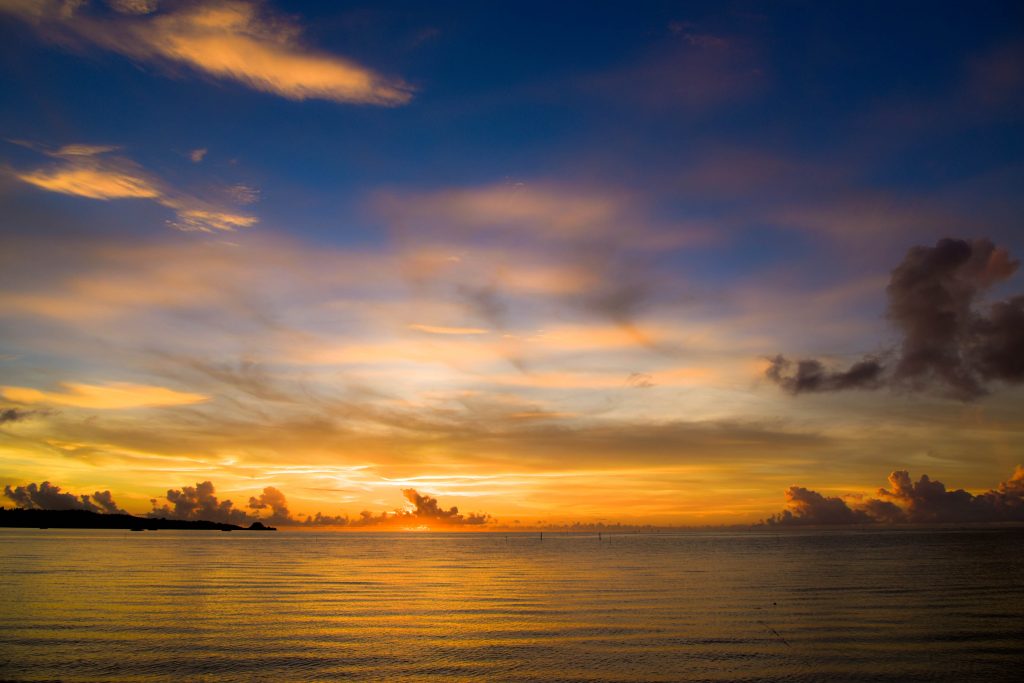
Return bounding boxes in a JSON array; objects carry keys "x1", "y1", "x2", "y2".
[
  {"x1": 146, "y1": 482, "x2": 487, "y2": 528},
  {"x1": 299, "y1": 511, "x2": 350, "y2": 526},
  {"x1": 350, "y1": 488, "x2": 489, "y2": 528},
  {"x1": 147, "y1": 481, "x2": 338, "y2": 527},
  {"x1": 1, "y1": 0, "x2": 412, "y2": 105},
  {"x1": 10, "y1": 143, "x2": 257, "y2": 233},
  {"x1": 767, "y1": 238, "x2": 1024, "y2": 400},
  {"x1": 888, "y1": 238, "x2": 1022, "y2": 398},
  {"x1": 3, "y1": 480, "x2": 126, "y2": 513},
  {"x1": 149, "y1": 480, "x2": 253, "y2": 524},
  {"x1": 764, "y1": 467, "x2": 1024, "y2": 525},
  {"x1": 764, "y1": 486, "x2": 873, "y2": 525},
  {"x1": 247, "y1": 485, "x2": 291, "y2": 524}
]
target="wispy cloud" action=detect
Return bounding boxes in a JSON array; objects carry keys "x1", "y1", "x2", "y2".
[
  {"x1": 409, "y1": 323, "x2": 489, "y2": 335},
  {"x1": 1, "y1": 381, "x2": 208, "y2": 409},
  {"x1": 584, "y1": 23, "x2": 765, "y2": 112},
  {"x1": 1, "y1": 0, "x2": 413, "y2": 105},
  {"x1": 9, "y1": 142, "x2": 257, "y2": 232}
]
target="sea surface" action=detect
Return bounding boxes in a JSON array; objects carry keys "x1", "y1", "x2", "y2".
[{"x1": 0, "y1": 527, "x2": 1021, "y2": 682}]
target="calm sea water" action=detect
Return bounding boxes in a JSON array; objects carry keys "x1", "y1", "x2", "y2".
[{"x1": 0, "y1": 527, "x2": 1021, "y2": 682}]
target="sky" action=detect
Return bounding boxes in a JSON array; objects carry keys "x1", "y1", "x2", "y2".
[{"x1": 1, "y1": 0, "x2": 1023, "y2": 528}]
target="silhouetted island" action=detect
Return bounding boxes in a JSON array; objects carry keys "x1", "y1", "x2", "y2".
[{"x1": 0, "y1": 507, "x2": 276, "y2": 531}]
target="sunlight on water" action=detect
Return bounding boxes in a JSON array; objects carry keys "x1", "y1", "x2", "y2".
[{"x1": 0, "y1": 528, "x2": 1021, "y2": 681}]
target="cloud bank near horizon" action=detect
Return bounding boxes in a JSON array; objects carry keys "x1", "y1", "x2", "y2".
[
  {"x1": 765, "y1": 467, "x2": 1024, "y2": 526},
  {"x1": 3, "y1": 480, "x2": 126, "y2": 514},
  {"x1": 145, "y1": 480, "x2": 488, "y2": 527},
  {"x1": 7, "y1": 470, "x2": 1023, "y2": 528}
]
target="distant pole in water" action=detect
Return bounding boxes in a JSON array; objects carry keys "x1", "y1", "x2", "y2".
[
  {"x1": 598, "y1": 532, "x2": 602, "y2": 541},
  {"x1": 540, "y1": 532, "x2": 543, "y2": 541}
]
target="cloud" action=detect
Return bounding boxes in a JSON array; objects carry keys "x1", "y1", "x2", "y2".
[
  {"x1": 3, "y1": 480, "x2": 126, "y2": 513},
  {"x1": 584, "y1": 26, "x2": 764, "y2": 113},
  {"x1": 150, "y1": 480, "x2": 337, "y2": 526},
  {"x1": 1, "y1": 381, "x2": 208, "y2": 409},
  {"x1": 108, "y1": 0, "x2": 158, "y2": 15},
  {"x1": 765, "y1": 355, "x2": 885, "y2": 394},
  {"x1": 350, "y1": 488, "x2": 489, "y2": 527},
  {"x1": 0, "y1": 407, "x2": 37, "y2": 424},
  {"x1": 247, "y1": 485, "x2": 291, "y2": 524},
  {"x1": 767, "y1": 238, "x2": 1024, "y2": 400},
  {"x1": 299, "y1": 511, "x2": 350, "y2": 526},
  {"x1": 765, "y1": 467, "x2": 1024, "y2": 525},
  {"x1": 146, "y1": 481, "x2": 486, "y2": 528},
  {"x1": 189, "y1": 148, "x2": 207, "y2": 163},
  {"x1": 888, "y1": 238, "x2": 1021, "y2": 398},
  {"x1": 10, "y1": 143, "x2": 258, "y2": 232},
  {"x1": 2, "y1": 0, "x2": 412, "y2": 105},
  {"x1": 765, "y1": 486, "x2": 873, "y2": 525},
  {"x1": 383, "y1": 184, "x2": 621, "y2": 240},
  {"x1": 378, "y1": 182, "x2": 701, "y2": 339},
  {"x1": 16, "y1": 159, "x2": 159, "y2": 199},
  {"x1": 408, "y1": 323, "x2": 488, "y2": 335},
  {"x1": 149, "y1": 480, "x2": 253, "y2": 524}
]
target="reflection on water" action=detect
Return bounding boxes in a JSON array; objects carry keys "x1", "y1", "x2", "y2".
[{"x1": 0, "y1": 528, "x2": 1021, "y2": 681}]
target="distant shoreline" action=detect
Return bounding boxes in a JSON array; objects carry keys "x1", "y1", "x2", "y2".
[{"x1": 0, "y1": 508, "x2": 275, "y2": 531}]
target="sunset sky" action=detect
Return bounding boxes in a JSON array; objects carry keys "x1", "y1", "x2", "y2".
[{"x1": 1, "y1": 0, "x2": 1022, "y2": 527}]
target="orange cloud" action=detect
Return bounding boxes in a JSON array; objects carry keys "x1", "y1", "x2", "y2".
[
  {"x1": 16, "y1": 165, "x2": 160, "y2": 200},
  {"x1": 1, "y1": 382, "x2": 208, "y2": 409},
  {"x1": 10, "y1": 143, "x2": 256, "y2": 232},
  {"x1": 409, "y1": 323, "x2": 489, "y2": 335},
  {"x1": 380, "y1": 183, "x2": 624, "y2": 240},
  {"x1": 3, "y1": 0, "x2": 412, "y2": 106},
  {"x1": 347, "y1": 488, "x2": 489, "y2": 528}
]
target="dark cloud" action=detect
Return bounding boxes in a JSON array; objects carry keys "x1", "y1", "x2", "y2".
[
  {"x1": 149, "y1": 480, "x2": 253, "y2": 525},
  {"x1": 767, "y1": 238, "x2": 1024, "y2": 400},
  {"x1": 350, "y1": 488, "x2": 489, "y2": 527},
  {"x1": 887, "y1": 238, "x2": 1020, "y2": 398},
  {"x1": 300, "y1": 511, "x2": 350, "y2": 526},
  {"x1": 247, "y1": 486, "x2": 292, "y2": 524},
  {"x1": 764, "y1": 467, "x2": 1024, "y2": 525},
  {"x1": 147, "y1": 480, "x2": 332, "y2": 526},
  {"x1": 765, "y1": 355, "x2": 885, "y2": 394},
  {"x1": 0, "y1": 407, "x2": 37, "y2": 424},
  {"x1": 147, "y1": 481, "x2": 486, "y2": 528},
  {"x1": 876, "y1": 468, "x2": 1024, "y2": 523},
  {"x1": 456, "y1": 283, "x2": 508, "y2": 328},
  {"x1": 401, "y1": 488, "x2": 489, "y2": 525},
  {"x1": 3, "y1": 480, "x2": 126, "y2": 514},
  {"x1": 764, "y1": 486, "x2": 873, "y2": 525}
]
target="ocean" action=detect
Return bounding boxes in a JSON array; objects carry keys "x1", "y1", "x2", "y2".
[{"x1": 0, "y1": 527, "x2": 1021, "y2": 681}]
